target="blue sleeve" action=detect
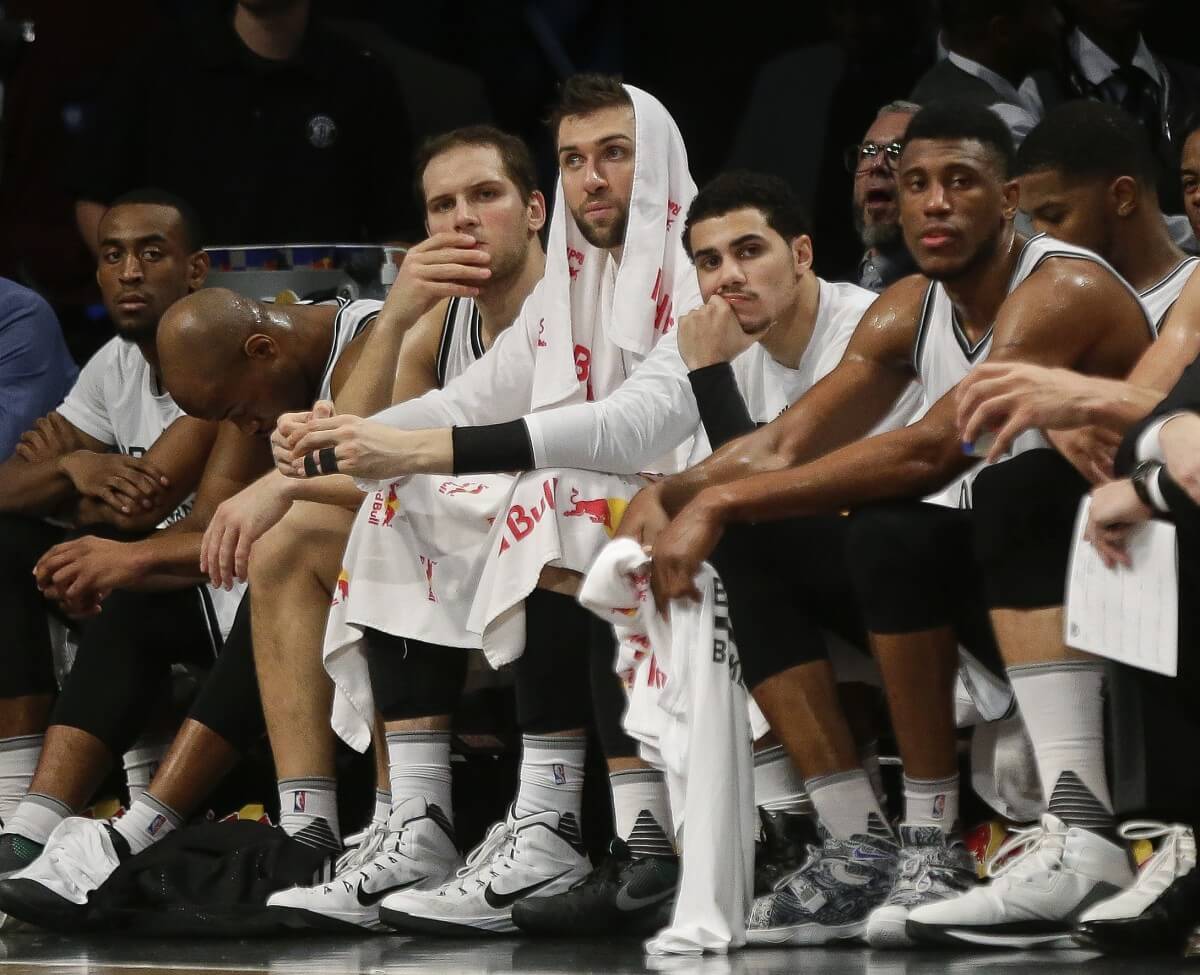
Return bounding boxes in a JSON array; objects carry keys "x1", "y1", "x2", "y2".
[{"x1": 0, "y1": 282, "x2": 79, "y2": 460}]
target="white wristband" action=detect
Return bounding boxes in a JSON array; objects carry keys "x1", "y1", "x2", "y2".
[{"x1": 1136, "y1": 411, "x2": 1188, "y2": 463}]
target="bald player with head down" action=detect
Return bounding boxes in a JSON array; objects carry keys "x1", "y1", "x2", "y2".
[
  {"x1": 0, "y1": 125, "x2": 550, "y2": 930},
  {"x1": 0, "y1": 285, "x2": 384, "y2": 927}
]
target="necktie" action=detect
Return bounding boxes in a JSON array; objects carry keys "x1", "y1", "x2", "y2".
[{"x1": 1115, "y1": 63, "x2": 1162, "y2": 140}]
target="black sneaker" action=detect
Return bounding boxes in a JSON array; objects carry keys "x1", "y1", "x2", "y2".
[
  {"x1": 754, "y1": 807, "x2": 818, "y2": 895},
  {"x1": 511, "y1": 838, "x2": 678, "y2": 936},
  {"x1": 0, "y1": 831, "x2": 44, "y2": 878},
  {"x1": 0, "y1": 818, "x2": 130, "y2": 931}
]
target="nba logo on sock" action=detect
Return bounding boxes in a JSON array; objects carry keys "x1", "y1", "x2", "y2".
[
  {"x1": 552, "y1": 763, "x2": 566, "y2": 785},
  {"x1": 294, "y1": 791, "x2": 306, "y2": 813},
  {"x1": 148, "y1": 814, "x2": 166, "y2": 836},
  {"x1": 932, "y1": 794, "x2": 946, "y2": 820}
]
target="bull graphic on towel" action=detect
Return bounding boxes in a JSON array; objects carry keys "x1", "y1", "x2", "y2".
[{"x1": 564, "y1": 488, "x2": 628, "y2": 537}]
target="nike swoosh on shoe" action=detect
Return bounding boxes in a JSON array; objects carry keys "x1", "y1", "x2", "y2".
[
  {"x1": 613, "y1": 885, "x2": 674, "y2": 911},
  {"x1": 483, "y1": 871, "x2": 570, "y2": 909},
  {"x1": 356, "y1": 876, "x2": 428, "y2": 907}
]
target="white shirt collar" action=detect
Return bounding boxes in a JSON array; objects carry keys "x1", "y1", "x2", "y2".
[
  {"x1": 1070, "y1": 28, "x2": 1163, "y2": 89},
  {"x1": 945, "y1": 50, "x2": 1041, "y2": 116}
]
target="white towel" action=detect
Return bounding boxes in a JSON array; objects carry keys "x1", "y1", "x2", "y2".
[
  {"x1": 323, "y1": 474, "x2": 512, "y2": 751},
  {"x1": 532, "y1": 84, "x2": 698, "y2": 411},
  {"x1": 579, "y1": 540, "x2": 757, "y2": 955},
  {"x1": 467, "y1": 470, "x2": 648, "y2": 668},
  {"x1": 322, "y1": 85, "x2": 702, "y2": 752}
]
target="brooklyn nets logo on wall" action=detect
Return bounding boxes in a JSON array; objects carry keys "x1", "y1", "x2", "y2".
[{"x1": 307, "y1": 114, "x2": 338, "y2": 149}]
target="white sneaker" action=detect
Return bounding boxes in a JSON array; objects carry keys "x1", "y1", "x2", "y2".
[
  {"x1": 1079, "y1": 821, "x2": 1194, "y2": 924},
  {"x1": 267, "y1": 796, "x2": 460, "y2": 932},
  {"x1": 379, "y1": 806, "x2": 590, "y2": 935},
  {"x1": 906, "y1": 813, "x2": 1133, "y2": 949},
  {"x1": 0, "y1": 817, "x2": 128, "y2": 930}
]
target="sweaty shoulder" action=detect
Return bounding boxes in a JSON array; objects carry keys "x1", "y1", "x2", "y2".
[
  {"x1": 997, "y1": 254, "x2": 1150, "y2": 374},
  {"x1": 1008, "y1": 254, "x2": 1144, "y2": 326},
  {"x1": 843, "y1": 273, "x2": 929, "y2": 368}
]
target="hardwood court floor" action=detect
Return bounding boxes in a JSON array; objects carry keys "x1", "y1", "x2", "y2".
[{"x1": 0, "y1": 934, "x2": 1196, "y2": 975}]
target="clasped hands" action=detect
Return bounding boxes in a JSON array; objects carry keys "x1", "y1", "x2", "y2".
[{"x1": 270, "y1": 400, "x2": 429, "y2": 481}]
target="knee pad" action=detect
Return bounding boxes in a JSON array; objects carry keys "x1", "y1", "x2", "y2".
[
  {"x1": 367, "y1": 631, "x2": 468, "y2": 721},
  {"x1": 514, "y1": 590, "x2": 591, "y2": 733},
  {"x1": 972, "y1": 449, "x2": 1086, "y2": 609}
]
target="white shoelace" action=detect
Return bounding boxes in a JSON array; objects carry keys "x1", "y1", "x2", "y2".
[
  {"x1": 333, "y1": 820, "x2": 388, "y2": 877},
  {"x1": 1117, "y1": 820, "x2": 1195, "y2": 891},
  {"x1": 448, "y1": 820, "x2": 512, "y2": 892},
  {"x1": 987, "y1": 821, "x2": 1064, "y2": 880}
]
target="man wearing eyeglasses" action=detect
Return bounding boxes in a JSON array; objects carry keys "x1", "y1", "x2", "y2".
[{"x1": 849, "y1": 102, "x2": 919, "y2": 293}]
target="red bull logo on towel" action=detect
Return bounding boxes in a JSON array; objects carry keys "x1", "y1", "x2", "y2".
[
  {"x1": 418, "y1": 555, "x2": 438, "y2": 603},
  {"x1": 497, "y1": 477, "x2": 558, "y2": 554},
  {"x1": 567, "y1": 246, "x2": 585, "y2": 280},
  {"x1": 332, "y1": 569, "x2": 350, "y2": 606},
  {"x1": 438, "y1": 480, "x2": 486, "y2": 497},
  {"x1": 651, "y1": 269, "x2": 674, "y2": 334},
  {"x1": 367, "y1": 484, "x2": 400, "y2": 527},
  {"x1": 563, "y1": 488, "x2": 628, "y2": 538}
]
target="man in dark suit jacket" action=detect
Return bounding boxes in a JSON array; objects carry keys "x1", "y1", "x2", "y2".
[{"x1": 909, "y1": 0, "x2": 1064, "y2": 143}]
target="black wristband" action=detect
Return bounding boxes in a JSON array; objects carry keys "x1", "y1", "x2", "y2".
[
  {"x1": 451, "y1": 421, "x2": 534, "y2": 475},
  {"x1": 689, "y1": 362, "x2": 755, "y2": 450}
]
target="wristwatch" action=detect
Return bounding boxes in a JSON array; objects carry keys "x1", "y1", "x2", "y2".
[{"x1": 1130, "y1": 459, "x2": 1162, "y2": 510}]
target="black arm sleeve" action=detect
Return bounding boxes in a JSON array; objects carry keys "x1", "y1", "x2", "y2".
[
  {"x1": 452, "y1": 421, "x2": 534, "y2": 475},
  {"x1": 689, "y1": 363, "x2": 756, "y2": 451},
  {"x1": 1159, "y1": 467, "x2": 1200, "y2": 522},
  {"x1": 1117, "y1": 353, "x2": 1200, "y2": 475}
]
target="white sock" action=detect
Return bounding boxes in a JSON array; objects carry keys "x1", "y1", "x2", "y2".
[
  {"x1": 903, "y1": 773, "x2": 959, "y2": 831},
  {"x1": 113, "y1": 793, "x2": 182, "y2": 855},
  {"x1": 806, "y1": 769, "x2": 893, "y2": 841},
  {"x1": 609, "y1": 767, "x2": 675, "y2": 857},
  {"x1": 0, "y1": 734, "x2": 42, "y2": 823},
  {"x1": 122, "y1": 739, "x2": 169, "y2": 806},
  {"x1": 753, "y1": 744, "x2": 813, "y2": 814},
  {"x1": 1008, "y1": 661, "x2": 1113, "y2": 831},
  {"x1": 372, "y1": 788, "x2": 391, "y2": 828},
  {"x1": 5, "y1": 792, "x2": 71, "y2": 845},
  {"x1": 386, "y1": 730, "x2": 453, "y2": 823},
  {"x1": 513, "y1": 734, "x2": 585, "y2": 844},
  {"x1": 277, "y1": 777, "x2": 340, "y2": 849}
]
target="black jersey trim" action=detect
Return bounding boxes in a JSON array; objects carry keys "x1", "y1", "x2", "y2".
[
  {"x1": 435, "y1": 297, "x2": 458, "y2": 390},
  {"x1": 911, "y1": 281, "x2": 938, "y2": 376},
  {"x1": 1140, "y1": 256, "x2": 1200, "y2": 301},
  {"x1": 469, "y1": 302, "x2": 485, "y2": 360}
]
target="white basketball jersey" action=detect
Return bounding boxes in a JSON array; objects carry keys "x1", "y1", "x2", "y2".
[
  {"x1": 318, "y1": 299, "x2": 383, "y2": 402},
  {"x1": 1139, "y1": 256, "x2": 1200, "y2": 333},
  {"x1": 58, "y1": 337, "x2": 190, "y2": 525},
  {"x1": 435, "y1": 297, "x2": 486, "y2": 389},
  {"x1": 915, "y1": 234, "x2": 1149, "y2": 508},
  {"x1": 685, "y1": 279, "x2": 924, "y2": 463}
]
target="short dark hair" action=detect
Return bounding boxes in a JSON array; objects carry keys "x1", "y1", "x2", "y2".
[
  {"x1": 413, "y1": 125, "x2": 539, "y2": 210},
  {"x1": 902, "y1": 101, "x2": 1017, "y2": 178},
  {"x1": 682, "y1": 171, "x2": 812, "y2": 259},
  {"x1": 547, "y1": 73, "x2": 632, "y2": 136},
  {"x1": 938, "y1": 0, "x2": 1035, "y2": 41},
  {"x1": 1016, "y1": 100, "x2": 1159, "y2": 188},
  {"x1": 108, "y1": 187, "x2": 205, "y2": 251}
]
